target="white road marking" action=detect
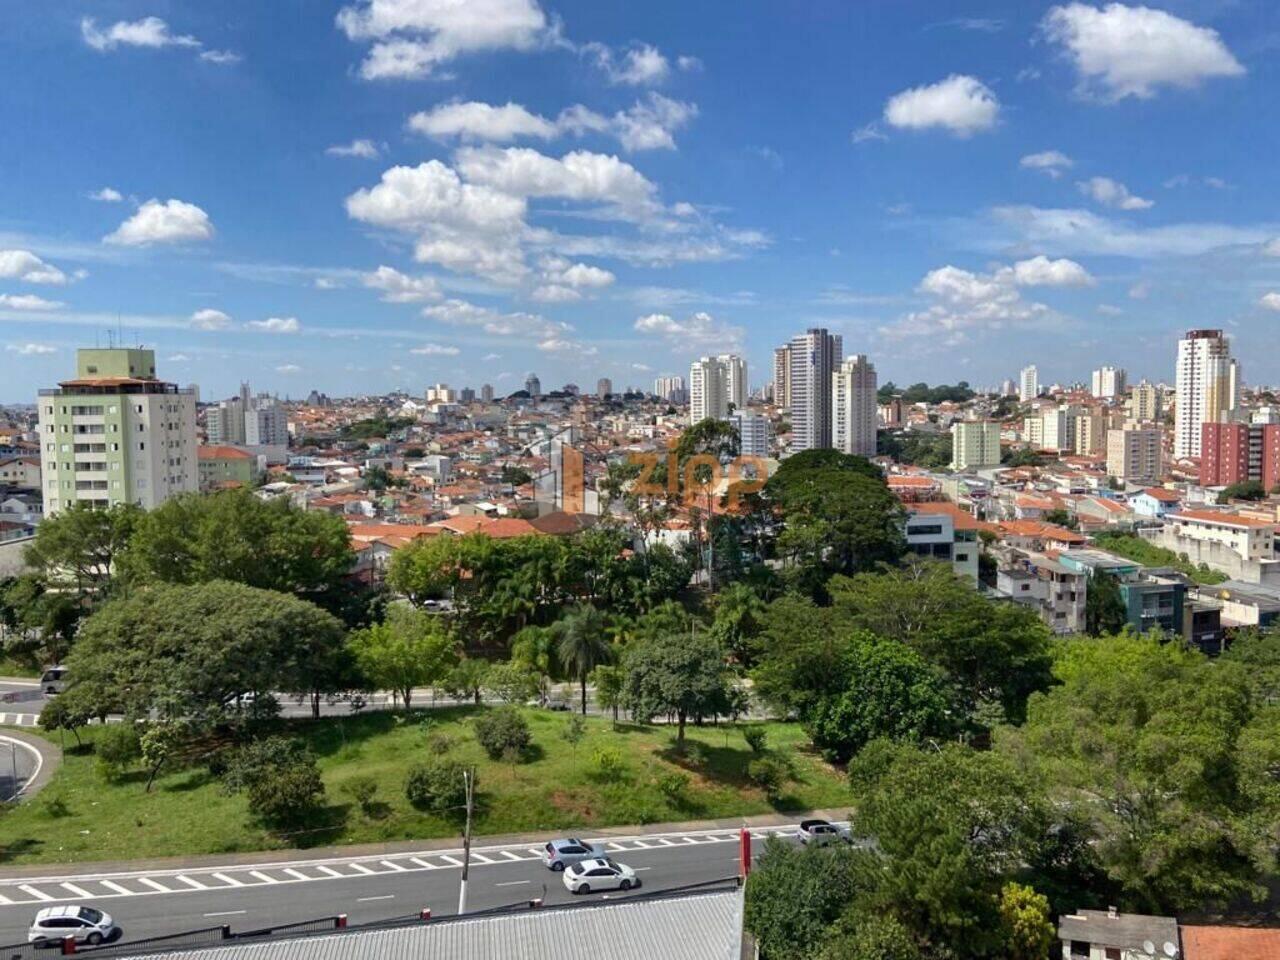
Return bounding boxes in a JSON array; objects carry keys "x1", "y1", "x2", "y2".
[
  {"x1": 316, "y1": 866, "x2": 344, "y2": 878},
  {"x1": 282, "y1": 869, "x2": 310, "y2": 881},
  {"x1": 176, "y1": 876, "x2": 207, "y2": 890},
  {"x1": 248, "y1": 871, "x2": 278, "y2": 885},
  {"x1": 378, "y1": 860, "x2": 407, "y2": 872},
  {"x1": 681, "y1": 837, "x2": 699, "y2": 844},
  {"x1": 494, "y1": 880, "x2": 529, "y2": 887},
  {"x1": 499, "y1": 851, "x2": 524, "y2": 861},
  {"x1": 204, "y1": 911, "x2": 246, "y2": 918},
  {"x1": 357, "y1": 895, "x2": 395, "y2": 902},
  {"x1": 138, "y1": 878, "x2": 173, "y2": 893},
  {"x1": 211, "y1": 873, "x2": 244, "y2": 887},
  {"x1": 408, "y1": 858, "x2": 437, "y2": 869},
  {"x1": 470, "y1": 853, "x2": 494, "y2": 864},
  {"x1": 100, "y1": 880, "x2": 133, "y2": 896},
  {"x1": 629, "y1": 840, "x2": 652, "y2": 849},
  {"x1": 632, "y1": 867, "x2": 652, "y2": 871},
  {"x1": 18, "y1": 884, "x2": 53, "y2": 901},
  {"x1": 60, "y1": 882, "x2": 93, "y2": 898},
  {"x1": 438, "y1": 855, "x2": 463, "y2": 867},
  {"x1": 656, "y1": 838, "x2": 676, "y2": 846},
  {"x1": 527, "y1": 847, "x2": 543, "y2": 856},
  {"x1": 347, "y1": 863, "x2": 375, "y2": 875}
]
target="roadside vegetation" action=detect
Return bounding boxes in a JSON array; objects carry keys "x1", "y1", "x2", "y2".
[{"x1": 1092, "y1": 531, "x2": 1227, "y2": 584}]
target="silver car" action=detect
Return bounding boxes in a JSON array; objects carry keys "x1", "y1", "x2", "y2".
[
  {"x1": 542, "y1": 837, "x2": 606, "y2": 871},
  {"x1": 28, "y1": 905, "x2": 119, "y2": 946},
  {"x1": 797, "y1": 819, "x2": 851, "y2": 846}
]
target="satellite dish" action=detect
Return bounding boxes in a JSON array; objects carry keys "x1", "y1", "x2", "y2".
[
  {"x1": 1144, "y1": 941, "x2": 1156, "y2": 956},
  {"x1": 1163, "y1": 943, "x2": 1179, "y2": 958}
]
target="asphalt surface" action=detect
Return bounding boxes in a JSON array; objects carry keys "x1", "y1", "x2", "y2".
[{"x1": 0, "y1": 823, "x2": 810, "y2": 947}]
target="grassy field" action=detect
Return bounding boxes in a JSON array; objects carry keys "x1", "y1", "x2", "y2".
[{"x1": 0, "y1": 708, "x2": 850, "y2": 865}]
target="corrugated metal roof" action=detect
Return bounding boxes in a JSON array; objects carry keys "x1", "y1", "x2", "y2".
[{"x1": 123, "y1": 891, "x2": 743, "y2": 960}]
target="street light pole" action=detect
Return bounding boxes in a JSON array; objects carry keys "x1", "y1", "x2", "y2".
[{"x1": 457, "y1": 767, "x2": 475, "y2": 916}]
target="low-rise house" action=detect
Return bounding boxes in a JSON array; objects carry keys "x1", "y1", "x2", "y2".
[
  {"x1": 1057, "y1": 908, "x2": 1179, "y2": 960},
  {"x1": 1131, "y1": 487, "x2": 1182, "y2": 518},
  {"x1": 197, "y1": 445, "x2": 255, "y2": 491},
  {"x1": 904, "y1": 502, "x2": 995, "y2": 583},
  {"x1": 1191, "y1": 579, "x2": 1280, "y2": 630},
  {"x1": 999, "y1": 520, "x2": 1088, "y2": 553},
  {"x1": 1142, "y1": 509, "x2": 1280, "y2": 585},
  {"x1": 996, "y1": 551, "x2": 1087, "y2": 634}
]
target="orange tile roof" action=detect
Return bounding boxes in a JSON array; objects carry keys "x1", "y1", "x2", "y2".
[
  {"x1": 906, "y1": 501, "x2": 1000, "y2": 533},
  {"x1": 1181, "y1": 925, "x2": 1280, "y2": 960},
  {"x1": 198, "y1": 445, "x2": 254, "y2": 460},
  {"x1": 888, "y1": 475, "x2": 939, "y2": 487},
  {"x1": 1172, "y1": 510, "x2": 1277, "y2": 529},
  {"x1": 347, "y1": 523, "x2": 438, "y2": 542},
  {"x1": 999, "y1": 520, "x2": 1088, "y2": 544},
  {"x1": 1141, "y1": 487, "x2": 1182, "y2": 502}
]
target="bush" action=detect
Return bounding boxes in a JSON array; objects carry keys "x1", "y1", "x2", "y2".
[
  {"x1": 405, "y1": 759, "x2": 468, "y2": 811},
  {"x1": 247, "y1": 763, "x2": 325, "y2": 827},
  {"x1": 220, "y1": 737, "x2": 311, "y2": 796},
  {"x1": 95, "y1": 723, "x2": 141, "y2": 779},
  {"x1": 591, "y1": 746, "x2": 626, "y2": 782},
  {"x1": 657, "y1": 771, "x2": 690, "y2": 806},
  {"x1": 424, "y1": 731, "x2": 457, "y2": 755},
  {"x1": 743, "y1": 727, "x2": 768, "y2": 755},
  {"x1": 473, "y1": 707, "x2": 531, "y2": 761},
  {"x1": 748, "y1": 757, "x2": 788, "y2": 800},
  {"x1": 341, "y1": 776, "x2": 379, "y2": 816}
]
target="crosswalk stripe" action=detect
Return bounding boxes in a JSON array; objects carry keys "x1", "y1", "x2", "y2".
[
  {"x1": 408, "y1": 858, "x2": 437, "y2": 869},
  {"x1": 657, "y1": 838, "x2": 676, "y2": 846},
  {"x1": 100, "y1": 880, "x2": 132, "y2": 896},
  {"x1": 438, "y1": 855, "x2": 463, "y2": 867},
  {"x1": 316, "y1": 866, "x2": 343, "y2": 878},
  {"x1": 527, "y1": 848, "x2": 544, "y2": 857},
  {"x1": 19, "y1": 884, "x2": 53, "y2": 902},
  {"x1": 176, "y1": 876, "x2": 207, "y2": 890},
  {"x1": 500, "y1": 851, "x2": 524, "y2": 861},
  {"x1": 282, "y1": 869, "x2": 310, "y2": 881},
  {"x1": 138, "y1": 878, "x2": 172, "y2": 893},
  {"x1": 212, "y1": 873, "x2": 244, "y2": 887},
  {"x1": 60, "y1": 882, "x2": 93, "y2": 898},
  {"x1": 470, "y1": 853, "x2": 494, "y2": 864},
  {"x1": 629, "y1": 840, "x2": 652, "y2": 848},
  {"x1": 248, "y1": 871, "x2": 278, "y2": 884},
  {"x1": 681, "y1": 837, "x2": 699, "y2": 844},
  {"x1": 348, "y1": 863, "x2": 375, "y2": 875},
  {"x1": 605, "y1": 843, "x2": 625, "y2": 851},
  {"x1": 379, "y1": 860, "x2": 407, "y2": 872}
]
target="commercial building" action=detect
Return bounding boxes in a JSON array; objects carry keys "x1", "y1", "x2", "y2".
[
  {"x1": 831, "y1": 354, "x2": 877, "y2": 458},
  {"x1": 1200, "y1": 421, "x2": 1280, "y2": 491},
  {"x1": 1091, "y1": 365, "x2": 1127, "y2": 399},
  {"x1": 787, "y1": 328, "x2": 842, "y2": 451},
  {"x1": 1019, "y1": 364, "x2": 1039, "y2": 402},
  {"x1": 37, "y1": 348, "x2": 197, "y2": 514},
  {"x1": 729, "y1": 411, "x2": 771, "y2": 458},
  {"x1": 950, "y1": 420, "x2": 1002, "y2": 471},
  {"x1": 1106, "y1": 424, "x2": 1163, "y2": 485},
  {"x1": 1174, "y1": 329, "x2": 1236, "y2": 459}
]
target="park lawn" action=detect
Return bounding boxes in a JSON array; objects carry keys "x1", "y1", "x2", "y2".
[{"x1": 0, "y1": 709, "x2": 850, "y2": 865}]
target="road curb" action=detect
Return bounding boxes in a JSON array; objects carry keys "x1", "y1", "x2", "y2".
[{"x1": 0, "y1": 728, "x2": 60, "y2": 800}]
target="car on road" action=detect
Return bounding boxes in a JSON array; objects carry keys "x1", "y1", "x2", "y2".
[
  {"x1": 562, "y1": 858, "x2": 639, "y2": 895},
  {"x1": 28, "y1": 905, "x2": 119, "y2": 946},
  {"x1": 542, "y1": 837, "x2": 607, "y2": 871},
  {"x1": 797, "y1": 819, "x2": 851, "y2": 846},
  {"x1": 39, "y1": 665, "x2": 68, "y2": 696}
]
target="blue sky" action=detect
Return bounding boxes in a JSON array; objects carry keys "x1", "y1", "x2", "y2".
[{"x1": 3, "y1": 0, "x2": 1280, "y2": 402}]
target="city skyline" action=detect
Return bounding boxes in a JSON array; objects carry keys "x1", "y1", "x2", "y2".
[{"x1": 5, "y1": 2, "x2": 1280, "y2": 401}]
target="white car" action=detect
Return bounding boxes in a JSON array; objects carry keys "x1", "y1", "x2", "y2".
[
  {"x1": 562, "y1": 858, "x2": 640, "y2": 895},
  {"x1": 28, "y1": 905, "x2": 119, "y2": 946},
  {"x1": 797, "y1": 819, "x2": 851, "y2": 846}
]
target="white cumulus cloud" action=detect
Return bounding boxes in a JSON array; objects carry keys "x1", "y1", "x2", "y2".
[
  {"x1": 191, "y1": 308, "x2": 232, "y2": 330},
  {"x1": 105, "y1": 199, "x2": 214, "y2": 246},
  {"x1": 1020, "y1": 151, "x2": 1073, "y2": 178},
  {"x1": 633, "y1": 311, "x2": 743, "y2": 349},
  {"x1": 89, "y1": 187, "x2": 124, "y2": 203},
  {"x1": 248, "y1": 317, "x2": 301, "y2": 334},
  {"x1": 326, "y1": 139, "x2": 381, "y2": 159},
  {"x1": 1077, "y1": 176, "x2": 1153, "y2": 210},
  {"x1": 0, "y1": 250, "x2": 67, "y2": 285},
  {"x1": 1042, "y1": 3, "x2": 1244, "y2": 101},
  {"x1": 1259, "y1": 293, "x2": 1280, "y2": 312},
  {"x1": 883, "y1": 74, "x2": 999, "y2": 136},
  {"x1": 586, "y1": 43, "x2": 671, "y2": 85},
  {"x1": 6, "y1": 343, "x2": 57, "y2": 355},
  {"x1": 1006, "y1": 255, "x2": 1095, "y2": 287},
  {"x1": 410, "y1": 343, "x2": 461, "y2": 355},
  {"x1": 363, "y1": 265, "x2": 442, "y2": 303},
  {"x1": 0, "y1": 294, "x2": 64, "y2": 311},
  {"x1": 81, "y1": 16, "x2": 237, "y2": 64}
]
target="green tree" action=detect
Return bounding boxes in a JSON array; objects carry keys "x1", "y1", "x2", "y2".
[
  {"x1": 621, "y1": 630, "x2": 732, "y2": 749},
  {"x1": 709, "y1": 582, "x2": 768, "y2": 666},
  {"x1": 1084, "y1": 571, "x2": 1128, "y2": 636},
  {"x1": 405, "y1": 759, "x2": 468, "y2": 811},
  {"x1": 473, "y1": 706, "x2": 532, "y2": 760},
  {"x1": 24, "y1": 502, "x2": 140, "y2": 604},
  {"x1": 553, "y1": 605, "x2": 613, "y2": 715},
  {"x1": 349, "y1": 606, "x2": 457, "y2": 712},
  {"x1": 591, "y1": 663, "x2": 625, "y2": 722},
  {"x1": 818, "y1": 912, "x2": 921, "y2": 960},
  {"x1": 484, "y1": 660, "x2": 540, "y2": 704},
  {"x1": 1218, "y1": 479, "x2": 1267, "y2": 503},
  {"x1": 998, "y1": 883, "x2": 1054, "y2": 960},
  {"x1": 447, "y1": 658, "x2": 490, "y2": 705}
]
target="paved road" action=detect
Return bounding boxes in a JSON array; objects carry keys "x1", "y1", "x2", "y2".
[{"x1": 0, "y1": 823, "x2": 813, "y2": 946}]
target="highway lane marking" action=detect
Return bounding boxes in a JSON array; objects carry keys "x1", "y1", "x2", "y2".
[
  {"x1": 248, "y1": 871, "x2": 278, "y2": 885},
  {"x1": 138, "y1": 878, "x2": 173, "y2": 893},
  {"x1": 656, "y1": 839, "x2": 676, "y2": 846},
  {"x1": 408, "y1": 858, "x2": 437, "y2": 869},
  {"x1": 0, "y1": 892, "x2": 11, "y2": 905},
  {"x1": 438, "y1": 855, "x2": 463, "y2": 867},
  {"x1": 282, "y1": 869, "x2": 310, "y2": 881},
  {"x1": 378, "y1": 860, "x2": 407, "y2": 872},
  {"x1": 499, "y1": 851, "x2": 523, "y2": 861},
  {"x1": 605, "y1": 843, "x2": 625, "y2": 851},
  {"x1": 632, "y1": 867, "x2": 652, "y2": 871},
  {"x1": 680, "y1": 837, "x2": 699, "y2": 844},
  {"x1": 347, "y1": 863, "x2": 376, "y2": 875},
  {"x1": 204, "y1": 911, "x2": 246, "y2": 918},
  {"x1": 470, "y1": 853, "x2": 494, "y2": 864},
  {"x1": 99, "y1": 881, "x2": 132, "y2": 895},
  {"x1": 211, "y1": 873, "x2": 244, "y2": 887},
  {"x1": 357, "y1": 895, "x2": 395, "y2": 902},
  {"x1": 176, "y1": 876, "x2": 207, "y2": 890},
  {"x1": 60, "y1": 882, "x2": 93, "y2": 898},
  {"x1": 18, "y1": 884, "x2": 53, "y2": 901},
  {"x1": 315, "y1": 866, "x2": 344, "y2": 878},
  {"x1": 494, "y1": 880, "x2": 529, "y2": 887}
]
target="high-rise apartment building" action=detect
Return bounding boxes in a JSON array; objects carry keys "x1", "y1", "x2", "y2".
[
  {"x1": 38, "y1": 348, "x2": 197, "y2": 515},
  {"x1": 1019, "y1": 365, "x2": 1039, "y2": 402},
  {"x1": 480, "y1": 384, "x2": 494, "y2": 403},
  {"x1": 206, "y1": 382, "x2": 251, "y2": 445},
  {"x1": 1175, "y1": 329, "x2": 1236, "y2": 459},
  {"x1": 459, "y1": 387, "x2": 476, "y2": 404},
  {"x1": 1073, "y1": 409, "x2": 1108, "y2": 457},
  {"x1": 1200, "y1": 422, "x2": 1280, "y2": 491},
  {"x1": 1128, "y1": 380, "x2": 1162, "y2": 423},
  {"x1": 524, "y1": 373, "x2": 542, "y2": 397},
  {"x1": 1107, "y1": 425, "x2": 1163, "y2": 485},
  {"x1": 772, "y1": 345, "x2": 792, "y2": 410},
  {"x1": 1091, "y1": 366, "x2": 1127, "y2": 399},
  {"x1": 951, "y1": 421, "x2": 1002, "y2": 471},
  {"x1": 425, "y1": 384, "x2": 456, "y2": 403},
  {"x1": 596, "y1": 378, "x2": 612, "y2": 397},
  {"x1": 689, "y1": 357, "x2": 730, "y2": 424},
  {"x1": 720, "y1": 355, "x2": 747, "y2": 413},
  {"x1": 788, "y1": 328, "x2": 842, "y2": 451},
  {"x1": 832, "y1": 354, "x2": 877, "y2": 458},
  {"x1": 244, "y1": 396, "x2": 288, "y2": 446},
  {"x1": 653, "y1": 376, "x2": 686, "y2": 404},
  {"x1": 729, "y1": 412, "x2": 771, "y2": 458}
]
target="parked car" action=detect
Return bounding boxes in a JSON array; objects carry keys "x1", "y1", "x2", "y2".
[
  {"x1": 797, "y1": 819, "x2": 851, "y2": 846},
  {"x1": 28, "y1": 905, "x2": 119, "y2": 946},
  {"x1": 562, "y1": 858, "x2": 639, "y2": 895},
  {"x1": 39, "y1": 665, "x2": 68, "y2": 696},
  {"x1": 542, "y1": 837, "x2": 607, "y2": 871}
]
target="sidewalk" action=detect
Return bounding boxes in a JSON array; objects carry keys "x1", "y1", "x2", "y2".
[{"x1": 0, "y1": 808, "x2": 852, "y2": 881}]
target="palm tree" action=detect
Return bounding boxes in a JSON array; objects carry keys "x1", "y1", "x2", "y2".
[{"x1": 554, "y1": 605, "x2": 612, "y2": 715}]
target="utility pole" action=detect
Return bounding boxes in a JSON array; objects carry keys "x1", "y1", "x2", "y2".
[{"x1": 457, "y1": 767, "x2": 475, "y2": 916}]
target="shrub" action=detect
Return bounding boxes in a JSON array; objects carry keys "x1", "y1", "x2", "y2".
[
  {"x1": 473, "y1": 707, "x2": 531, "y2": 761},
  {"x1": 341, "y1": 775, "x2": 379, "y2": 816},
  {"x1": 220, "y1": 737, "x2": 311, "y2": 796},
  {"x1": 405, "y1": 759, "x2": 468, "y2": 811},
  {"x1": 743, "y1": 727, "x2": 768, "y2": 755},
  {"x1": 748, "y1": 757, "x2": 788, "y2": 800},
  {"x1": 657, "y1": 771, "x2": 690, "y2": 806},
  {"x1": 247, "y1": 763, "x2": 325, "y2": 827},
  {"x1": 591, "y1": 746, "x2": 626, "y2": 782},
  {"x1": 683, "y1": 741, "x2": 708, "y2": 768},
  {"x1": 95, "y1": 723, "x2": 141, "y2": 779},
  {"x1": 424, "y1": 731, "x2": 457, "y2": 755}
]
